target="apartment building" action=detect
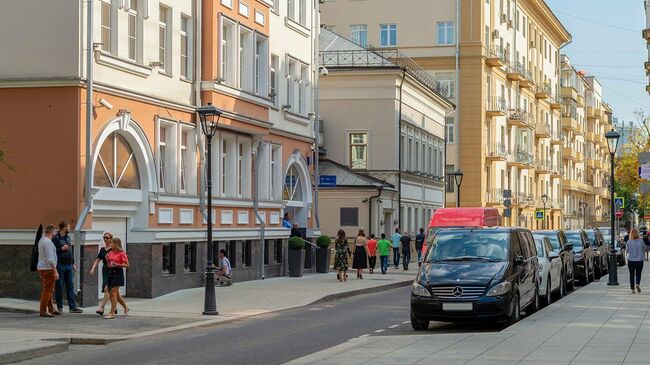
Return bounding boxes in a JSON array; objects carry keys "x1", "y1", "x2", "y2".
[
  {"x1": 321, "y1": 0, "x2": 570, "y2": 229},
  {"x1": 317, "y1": 28, "x2": 453, "y2": 237},
  {"x1": 644, "y1": 0, "x2": 650, "y2": 94},
  {"x1": 0, "y1": 0, "x2": 317, "y2": 303}
]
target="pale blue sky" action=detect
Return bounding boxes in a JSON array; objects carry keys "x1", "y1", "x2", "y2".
[{"x1": 546, "y1": 0, "x2": 647, "y2": 125}]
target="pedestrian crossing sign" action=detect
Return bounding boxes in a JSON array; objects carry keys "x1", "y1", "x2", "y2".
[
  {"x1": 614, "y1": 196, "x2": 625, "y2": 209},
  {"x1": 535, "y1": 210, "x2": 544, "y2": 220}
]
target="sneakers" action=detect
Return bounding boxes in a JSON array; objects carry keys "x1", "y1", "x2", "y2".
[
  {"x1": 637, "y1": 285, "x2": 642, "y2": 294},
  {"x1": 632, "y1": 289, "x2": 636, "y2": 294},
  {"x1": 69, "y1": 308, "x2": 83, "y2": 314}
]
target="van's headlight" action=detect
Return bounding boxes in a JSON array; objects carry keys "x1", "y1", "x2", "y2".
[
  {"x1": 411, "y1": 282, "x2": 431, "y2": 297},
  {"x1": 486, "y1": 281, "x2": 511, "y2": 297}
]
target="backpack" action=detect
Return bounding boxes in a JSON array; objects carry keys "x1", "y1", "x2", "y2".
[{"x1": 29, "y1": 224, "x2": 43, "y2": 272}]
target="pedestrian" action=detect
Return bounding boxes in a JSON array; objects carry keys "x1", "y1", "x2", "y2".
[
  {"x1": 415, "y1": 228, "x2": 426, "y2": 265},
  {"x1": 215, "y1": 249, "x2": 232, "y2": 286},
  {"x1": 104, "y1": 237, "x2": 129, "y2": 319},
  {"x1": 391, "y1": 228, "x2": 401, "y2": 269},
  {"x1": 37, "y1": 225, "x2": 60, "y2": 317},
  {"x1": 627, "y1": 229, "x2": 645, "y2": 294},
  {"x1": 367, "y1": 234, "x2": 378, "y2": 274},
  {"x1": 282, "y1": 212, "x2": 292, "y2": 229},
  {"x1": 352, "y1": 229, "x2": 369, "y2": 279},
  {"x1": 643, "y1": 232, "x2": 650, "y2": 261},
  {"x1": 333, "y1": 229, "x2": 349, "y2": 282},
  {"x1": 52, "y1": 221, "x2": 83, "y2": 313},
  {"x1": 376, "y1": 233, "x2": 391, "y2": 275},
  {"x1": 90, "y1": 232, "x2": 127, "y2": 316},
  {"x1": 400, "y1": 231, "x2": 413, "y2": 270}
]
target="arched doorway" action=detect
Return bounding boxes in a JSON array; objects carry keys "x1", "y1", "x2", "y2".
[
  {"x1": 93, "y1": 132, "x2": 141, "y2": 189},
  {"x1": 283, "y1": 152, "x2": 312, "y2": 268}
]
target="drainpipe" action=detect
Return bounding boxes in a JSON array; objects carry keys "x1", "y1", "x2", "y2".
[
  {"x1": 253, "y1": 141, "x2": 266, "y2": 280},
  {"x1": 397, "y1": 68, "x2": 406, "y2": 230},
  {"x1": 195, "y1": 0, "x2": 207, "y2": 223},
  {"x1": 454, "y1": 0, "x2": 460, "y2": 196},
  {"x1": 73, "y1": 0, "x2": 94, "y2": 295},
  {"x1": 369, "y1": 186, "x2": 383, "y2": 235},
  {"x1": 312, "y1": 0, "x2": 321, "y2": 230}
]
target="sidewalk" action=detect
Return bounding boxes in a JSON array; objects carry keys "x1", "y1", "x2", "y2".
[
  {"x1": 0, "y1": 270, "x2": 413, "y2": 364},
  {"x1": 285, "y1": 266, "x2": 650, "y2": 365}
]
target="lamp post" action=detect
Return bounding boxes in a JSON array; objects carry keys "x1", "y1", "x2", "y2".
[
  {"x1": 197, "y1": 102, "x2": 223, "y2": 314},
  {"x1": 579, "y1": 201, "x2": 588, "y2": 229},
  {"x1": 453, "y1": 169, "x2": 464, "y2": 208},
  {"x1": 605, "y1": 129, "x2": 620, "y2": 286},
  {"x1": 541, "y1": 194, "x2": 548, "y2": 230}
]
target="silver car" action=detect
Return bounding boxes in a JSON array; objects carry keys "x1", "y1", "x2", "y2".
[{"x1": 534, "y1": 235, "x2": 563, "y2": 306}]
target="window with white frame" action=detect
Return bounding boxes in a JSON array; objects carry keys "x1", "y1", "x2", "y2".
[
  {"x1": 239, "y1": 1, "x2": 250, "y2": 17},
  {"x1": 446, "y1": 117, "x2": 454, "y2": 143},
  {"x1": 157, "y1": 120, "x2": 178, "y2": 193},
  {"x1": 435, "y1": 72, "x2": 455, "y2": 98},
  {"x1": 287, "y1": 0, "x2": 295, "y2": 20},
  {"x1": 220, "y1": 138, "x2": 229, "y2": 196},
  {"x1": 239, "y1": 27, "x2": 254, "y2": 92},
  {"x1": 180, "y1": 15, "x2": 190, "y2": 79},
  {"x1": 270, "y1": 145, "x2": 282, "y2": 200},
  {"x1": 350, "y1": 24, "x2": 368, "y2": 47},
  {"x1": 298, "y1": 63, "x2": 309, "y2": 115},
  {"x1": 287, "y1": 58, "x2": 297, "y2": 109},
  {"x1": 237, "y1": 138, "x2": 252, "y2": 198},
  {"x1": 380, "y1": 24, "x2": 397, "y2": 47},
  {"x1": 221, "y1": 0, "x2": 233, "y2": 8},
  {"x1": 255, "y1": 34, "x2": 269, "y2": 96},
  {"x1": 238, "y1": 143, "x2": 244, "y2": 196},
  {"x1": 180, "y1": 130, "x2": 188, "y2": 193},
  {"x1": 350, "y1": 133, "x2": 368, "y2": 169},
  {"x1": 100, "y1": 0, "x2": 112, "y2": 53},
  {"x1": 220, "y1": 17, "x2": 236, "y2": 85},
  {"x1": 437, "y1": 21, "x2": 455, "y2": 45},
  {"x1": 127, "y1": 0, "x2": 138, "y2": 61},
  {"x1": 270, "y1": 54, "x2": 279, "y2": 106},
  {"x1": 159, "y1": 6, "x2": 170, "y2": 73},
  {"x1": 287, "y1": 0, "x2": 306, "y2": 25}
]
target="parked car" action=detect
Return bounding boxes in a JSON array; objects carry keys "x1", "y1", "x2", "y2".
[
  {"x1": 586, "y1": 228, "x2": 609, "y2": 278},
  {"x1": 564, "y1": 230, "x2": 595, "y2": 285},
  {"x1": 533, "y1": 230, "x2": 575, "y2": 292},
  {"x1": 411, "y1": 227, "x2": 540, "y2": 330},
  {"x1": 533, "y1": 235, "x2": 563, "y2": 306},
  {"x1": 420, "y1": 207, "x2": 501, "y2": 255}
]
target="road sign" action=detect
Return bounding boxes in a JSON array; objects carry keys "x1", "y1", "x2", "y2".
[
  {"x1": 534, "y1": 210, "x2": 544, "y2": 220},
  {"x1": 503, "y1": 189, "x2": 512, "y2": 199},
  {"x1": 503, "y1": 208, "x2": 511, "y2": 218},
  {"x1": 640, "y1": 164, "x2": 650, "y2": 180},
  {"x1": 615, "y1": 210, "x2": 624, "y2": 219},
  {"x1": 614, "y1": 196, "x2": 625, "y2": 209},
  {"x1": 319, "y1": 175, "x2": 337, "y2": 187}
]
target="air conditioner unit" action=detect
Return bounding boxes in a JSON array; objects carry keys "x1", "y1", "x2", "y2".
[
  {"x1": 492, "y1": 29, "x2": 500, "y2": 39},
  {"x1": 500, "y1": 13, "x2": 507, "y2": 23}
]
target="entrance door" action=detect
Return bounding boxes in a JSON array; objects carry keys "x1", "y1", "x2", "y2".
[
  {"x1": 94, "y1": 217, "x2": 128, "y2": 297},
  {"x1": 384, "y1": 211, "x2": 392, "y2": 237}
]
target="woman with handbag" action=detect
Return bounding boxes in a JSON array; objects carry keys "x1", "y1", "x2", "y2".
[
  {"x1": 104, "y1": 237, "x2": 129, "y2": 319},
  {"x1": 333, "y1": 229, "x2": 349, "y2": 282},
  {"x1": 352, "y1": 229, "x2": 369, "y2": 279}
]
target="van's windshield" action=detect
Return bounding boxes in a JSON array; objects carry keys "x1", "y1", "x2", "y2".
[{"x1": 425, "y1": 231, "x2": 508, "y2": 263}]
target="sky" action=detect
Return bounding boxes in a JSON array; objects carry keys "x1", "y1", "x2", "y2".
[{"x1": 545, "y1": 0, "x2": 647, "y2": 126}]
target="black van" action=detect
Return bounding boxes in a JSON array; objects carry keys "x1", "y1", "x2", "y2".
[{"x1": 411, "y1": 227, "x2": 540, "y2": 330}]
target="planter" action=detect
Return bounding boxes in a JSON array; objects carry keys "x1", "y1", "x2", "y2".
[
  {"x1": 288, "y1": 249, "x2": 306, "y2": 277},
  {"x1": 315, "y1": 247, "x2": 331, "y2": 273}
]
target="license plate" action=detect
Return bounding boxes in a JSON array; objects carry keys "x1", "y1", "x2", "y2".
[{"x1": 442, "y1": 302, "x2": 473, "y2": 311}]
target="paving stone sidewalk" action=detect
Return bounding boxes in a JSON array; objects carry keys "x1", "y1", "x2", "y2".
[{"x1": 285, "y1": 266, "x2": 650, "y2": 365}]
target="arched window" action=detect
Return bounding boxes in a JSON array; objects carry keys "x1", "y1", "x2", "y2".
[
  {"x1": 94, "y1": 132, "x2": 141, "y2": 189},
  {"x1": 283, "y1": 164, "x2": 303, "y2": 203}
]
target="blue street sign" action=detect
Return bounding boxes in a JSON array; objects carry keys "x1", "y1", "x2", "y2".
[
  {"x1": 319, "y1": 175, "x2": 337, "y2": 187},
  {"x1": 535, "y1": 210, "x2": 544, "y2": 220},
  {"x1": 614, "y1": 196, "x2": 625, "y2": 209},
  {"x1": 503, "y1": 208, "x2": 511, "y2": 218}
]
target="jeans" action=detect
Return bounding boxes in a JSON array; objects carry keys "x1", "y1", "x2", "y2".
[
  {"x1": 368, "y1": 256, "x2": 376, "y2": 272},
  {"x1": 393, "y1": 247, "x2": 400, "y2": 268},
  {"x1": 629, "y1": 260, "x2": 644, "y2": 289},
  {"x1": 403, "y1": 249, "x2": 411, "y2": 270},
  {"x1": 38, "y1": 269, "x2": 56, "y2": 315},
  {"x1": 55, "y1": 264, "x2": 77, "y2": 310},
  {"x1": 417, "y1": 250, "x2": 422, "y2": 263},
  {"x1": 380, "y1": 256, "x2": 389, "y2": 274}
]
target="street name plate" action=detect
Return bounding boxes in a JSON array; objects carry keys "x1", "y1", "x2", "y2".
[{"x1": 442, "y1": 302, "x2": 473, "y2": 311}]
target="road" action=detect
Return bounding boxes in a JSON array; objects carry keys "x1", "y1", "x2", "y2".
[{"x1": 15, "y1": 284, "x2": 509, "y2": 365}]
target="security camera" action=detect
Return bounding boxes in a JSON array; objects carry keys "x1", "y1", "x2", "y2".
[
  {"x1": 99, "y1": 98, "x2": 113, "y2": 110},
  {"x1": 319, "y1": 67, "x2": 329, "y2": 76}
]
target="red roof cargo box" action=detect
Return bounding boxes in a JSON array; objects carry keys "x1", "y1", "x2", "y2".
[{"x1": 428, "y1": 207, "x2": 501, "y2": 228}]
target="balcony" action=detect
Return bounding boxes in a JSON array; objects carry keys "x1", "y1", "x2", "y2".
[
  {"x1": 562, "y1": 178, "x2": 594, "y2": 194},
  {"x1": 549, "y1": 200, "x2": 564, "y2": 211},
  {"x1": 508, "y1": 148, "x2": 535, "y2": 168},
  {"x1": 486, "y1": 45, "x2": 508, "y2": 68},
  {"x1": 520, "y1": 68, "x2": 535, "y2": 89},
  {"x1": 576, "y1": 94, "x2": 585, "y2": 107},
  {"x1": 586, "y1": 132, "x2": 595, "y2": 142},
  {"x1": 595, "y1": 133, "x2": 604, "y2": 146},
  {"x1": 586, "y1": 157, "x2": 595, "y2": 168},
  {"x1": 485, "y1": 188, "x2": 504, "y2": 205},
  {"x1": 560, "y1": 86, "x2": 578, "y2": 102},
  {"x1": 535, "y1": 84, "x2": 551, "y2": 99},
  {"x1": 550, "y1": 165, "x2": 563, "y2": 178},
  {"x1": 485, "y1": 142, "x2": 509, "y2": 161},
  {"x1": 562, "y1": 147, "x2": 577, "y2": 160},
  {"x1": 643, "y1": 28, "x2": 650, "y2": 42},
  {"x1": 536, "y1": 159, "x2": 551, "y2": 174},
  {"x1": 594, "y1": 159, "x2": 602, "y2": 169},
  {"x1": 576, "y1": 151, "x2": 584, "y2": 162},
  {"x1": 508, "y1": 108, "x2": 532, "y2": 128},
  {"x1": 551, "y1": 130, "x2": 563, "y2": 145},
  {"x1": 561, "y1": 117, "x2": 579, "y2": 133},
  {"x1": 535, "y1": 122, "x2": 551, "y2": 138},
  {"x1": 594, "y1": 186, "x2": 608, "y2": 197},
  {"x1": 507, "y1": 62, "x2": 526, "y2": 82},
  {"x1": 550, "y1": 95, "x2": 562, "y2": 109},
  {"x1": 486, "y1": 96, "x2": 508, "y2": 116}
]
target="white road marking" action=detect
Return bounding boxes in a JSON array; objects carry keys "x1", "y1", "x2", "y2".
[
  {"x1": 388, "y1": 325, "x2": 399, "y2": 329},
  {"x1": 374, "y1": 329, "x2": 385, "y2": 333},
  {"x1": 402, "y1": 321, "x2": 410, "y2": 324},
  {"x1": 359, "y1": 334, "x2": 370, "y2": 338}
]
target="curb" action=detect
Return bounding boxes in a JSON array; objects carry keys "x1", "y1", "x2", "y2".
[
  {"x1": 0, "y1": 341, "x2": 69, "y2": 365},
  {"x1": 310, "y1": 279, "x2": 413, "y2": 305},
  {"x1": 0, "y1": 307, "x2": 38, "y2": 315}
]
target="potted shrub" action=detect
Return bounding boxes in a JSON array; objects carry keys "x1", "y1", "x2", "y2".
[
  {"x1": 315, "y1": 235, "x2": 332, "y2": 273},
  {"x1": 288, "y1": 236, "x2": 305, "y2": 277}
]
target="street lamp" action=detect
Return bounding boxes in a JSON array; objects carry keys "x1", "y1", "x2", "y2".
[
  {"x1": 605, "y1": 128, "x2": 620, "y2": 286},
  {"x1": 453, "y1": 169, "x2": 464, "y2": 208},
  {"x1": 197, "y1": 102, "x2": 223, "y2": 314},
  {"x1": 579, "y1": 201, "x2": 588, "y2": 229},
  {"x1": 541, "y1": 194, "x2": 548, "y2": 230}
]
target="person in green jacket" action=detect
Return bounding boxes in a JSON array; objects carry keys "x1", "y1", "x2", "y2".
[{"x1": 376, "y1": 233, "x2": 392, "y2": 275}]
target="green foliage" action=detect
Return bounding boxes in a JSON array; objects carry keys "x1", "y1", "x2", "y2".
[
  {"x1": 288, "y1": 236, "x2": 305, "y2": 250},
  {"x1": 316, "y1": 235, "x2": 331, "y2": 249}
]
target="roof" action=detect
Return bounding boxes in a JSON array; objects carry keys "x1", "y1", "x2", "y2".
[{"x1": 318, "y1": 159, "x2": 395, "y2": 189}]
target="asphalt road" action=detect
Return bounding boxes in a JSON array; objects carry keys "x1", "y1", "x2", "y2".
[{"x1": 14, "y1": 284, "x2": 509, "y2": 365}]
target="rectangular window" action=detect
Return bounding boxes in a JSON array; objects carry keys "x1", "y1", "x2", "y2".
[
  {"x1": 228, "y1": 241, "x2": 237, "y2": 268},
  {"x1": 446, "y1": 165, "x2": 455, "y2": 193},
  {"x1": 159, "y1": 6, "x2": 169, "y2": 71},
  {"x1": 220, "y1": 18, "x2": 236, "y2": 85},
  {"x1": 287, "y1": 58, "x2": 297, "y2": 108},
  {"x1": 242, "y1": 240, "x2": 252, "y2": 267},
  {"x1": 159, "y1": 127, "x2": 167, "y2": 191},
  {"x1": 264, "y1": 240, "x2": 270, "y2": 265},
  {"x1": 238, "y1": 1, "x2": 250, "y2": 17},
  {"x1": 180, "y1": 16, "x2": 190, "y2": 78},
  {"x1": 238, "y1": 142, "x2": 244, "y2": 196},
  {"x1": 298, "y1": 0, "x2": 306, "y2": 25},
  {"x1": 350, "y1": 133, "x2": 368, "y2": 169},
  {"x1": 239, "y1": 27, "x2": 254, "y2": 92},
  {"x1": 340, "y1": 208, "x2": 359, "y2": 226},
  {"x1": 162, "y1": 243, "x2": 175, "y2": 274},
  {"x1": 127, "y1": 0, "x2": 137, "y2": 61},
  {"x1": 221, "y1": 139, "x2": 228, "y2": 196},
  {"x1": 221, "y1": 0, "x2": 233, "y2": 7},
  {"x1": 446, "y1": 120, "x2": 454, "y2": 143},
  {"x1": 379, "y1": 24, "x2": 397, "y2": 47},
  {"x1": 270, "y1": 55, "x2": 279, "y2": 106},
  {"x1": 437, "y1": 21, "x2": 455, "y2": 45},
  {"x1": 435, "y1": 72, "x2": 455, "y2": 98},
  {"x1": 287, "y1": 0, "x2": 295, "y2": 20},
  {"x1": 298, "y1": 63, "x2": 308, "y2": 115},
  {"x1": 184, "y1": 242, "x2": 196, "y2": 273},
  {"x1": 270, "y1": 145, "x2": 281, "y2": 200},
  {"x1": 100, "y1": 1, "x2": 112, "y2": 52},
  {"x1": 255, "y1": 35, "x2": 269, "y2": 96},
  {"x1": 350, "y1": 24, "x2": 368, "y2": 47},
  {"x1": 180, "y1": 130, "x2": 188, "y2": 193}
]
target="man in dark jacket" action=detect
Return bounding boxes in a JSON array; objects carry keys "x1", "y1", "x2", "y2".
[
  {"x1": 400, "y1": 232, "x2": 412, "y2": 270},
  {"x1": 52, "y1": 221, "x2": 82, "y2": 313},
  {"x1": 415, "y1": 228, "x2": 426, "y2": 265}
]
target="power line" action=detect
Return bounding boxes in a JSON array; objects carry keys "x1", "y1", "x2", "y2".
[
  {"x1": 555, "y1": 10, "x2": 639, "y2": 33},
  {"x1": 574, "y1": 64, "x2": 642, "y2": 69},
  {"x1": 594, "y1": 76, "x2": 646, "y2": 85}
]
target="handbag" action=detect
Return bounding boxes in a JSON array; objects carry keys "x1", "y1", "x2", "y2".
[{"x1": 29, "y1": 224, "x2": 43, "y2": 272}]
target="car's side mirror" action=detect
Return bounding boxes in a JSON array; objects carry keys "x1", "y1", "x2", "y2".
[
  {"x1": 564, "y1": 243, "x2": 574, "y2": 251},
  {"x1": 548, "y1": 251, "x2": 560, "y2": 261},
  {"x1": 514, "y1": 255, "x2": 525, "y2": 266}
]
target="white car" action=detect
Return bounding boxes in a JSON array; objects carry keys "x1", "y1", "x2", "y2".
[{"x1": 533, "y1": 235, "x2": 563, "y2": 306}]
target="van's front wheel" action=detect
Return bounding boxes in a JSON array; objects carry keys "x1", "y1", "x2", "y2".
[
  {"x1": 410, "y1": 312, "x2": 429, "y2": 331},
  {"x1": 507, "y1": 292, "x2": 521, "y2": 325}
]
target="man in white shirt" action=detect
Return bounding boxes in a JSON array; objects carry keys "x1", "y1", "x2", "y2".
[
  {"x1": 216, "y1": 249, "x2": 232, "y2": 286},
  {"x1": 37, "y1": 225, "x2": 60, "y2": 317}
]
